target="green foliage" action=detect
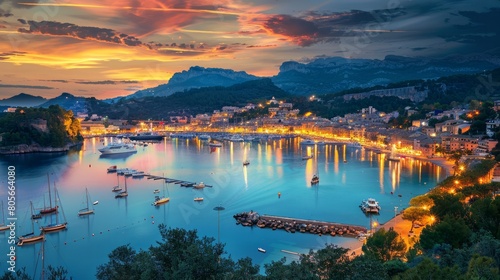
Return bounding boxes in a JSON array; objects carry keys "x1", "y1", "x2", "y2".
[
  {"x1": 419, "y1": 216, "x2": 471, "y2": 250},
  {"x1": 0, "y1": 105, "x2": 82, "y2": 148},
  {"x1": 362, "y1": 228, "x2": 407, "y2": 262},
  {"x1": 402, "y1": 207, "x2": 429, "y2": 232},
  {"x1": 393, "y1": 257, "x2": 462, "y2": 280}
]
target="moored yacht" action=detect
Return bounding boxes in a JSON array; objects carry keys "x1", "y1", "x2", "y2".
[
  {"x1": 99, "y1": 143, "x2": 137, "y2": 155},
  {"x1": 360, "y1": 198, "x2": 381, "y2": 214}
]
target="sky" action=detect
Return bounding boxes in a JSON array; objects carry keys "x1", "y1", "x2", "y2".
[{"x1": 0, "y1": 0, "x2": 499, "y2": 100}]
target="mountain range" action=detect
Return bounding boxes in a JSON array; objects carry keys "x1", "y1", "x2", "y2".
[
  {"x1": 0, "y1": 93, "x2": 46, "y2": 107},
  {"x1": 2, "y1": 54, "x2": 500, "y2": 113}
]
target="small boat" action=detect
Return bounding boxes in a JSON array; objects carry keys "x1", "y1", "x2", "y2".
[
  {"x1": 153, "y1": 189, "x2": 160, "y2": 194},
  {"x1": 194, "y1": 197, "x2": 204, "y2": 202},
  {"x1": 93, "y1": 201, "x2": 99, "y2": 205},
  {"x1": 360, "y1": 198, "x2": 381, "y2": 214},
  {"x1": 311, "y1": 174, "x2": 319, "y2": 185},
  {"x1": 258, "y1": 248, "x2": 266, "y2": 253},
  {"x1": 208, "y1": 141, "x2": 222, "y2": 147},
  {"x1": 302, "y1": 155, "x2": 313, "y2": 160},
  {"x1": 300, "y1": 139, "x2": 315, "y2": 145},
  {"x1": 153, "y1": 196, "x2": 170, "y2": 206},
  {"x1": 107, "y1": 165, "x2": 118, "y2": 172},
  {"x1": 199, "y1": 134, "x2": 211, "y2": 140},
  {"x1": 78, "y1": 188, "x2": 95, "y2": 216},
  {"x1": 132, "y1": 171, "x2": 145, "y2": 178},
  {"x1": 18, "y1": 202, "x2": 45, "y2": 246},
  {"x1": 39, "y1": 174, "x2": 58, "y2": 216},
  {"x1": 115, "y1": 177, "x2": 128, "y2": 198},
  {"x1": 41, "y1": 187, "x2": 68, "y2": 233},
  {"x1": 112, "y1": 186, "x2": 122, "y2": 192},
  {"x1": 243, "y1": 160, "x2": 250, "y2": 166},
  {"x1": 193, "y1": 182, "x2": 206, "y2": 189},
  {"x1": 98, "y1": 143, "x2": 137, "y2": 155}
]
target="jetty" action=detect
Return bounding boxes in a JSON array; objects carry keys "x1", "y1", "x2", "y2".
[{"x1": 233, "y1": 211, "x2": 367, "y2": 237}]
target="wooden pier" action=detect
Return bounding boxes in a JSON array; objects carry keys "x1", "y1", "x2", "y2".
[{"x1": 233, "y1": 211, "x2": 367, "y2": 237}]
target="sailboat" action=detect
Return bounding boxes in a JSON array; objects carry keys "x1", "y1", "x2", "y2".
[
  {"x1": 78, "y1": 188, "x2": 95, "y2": 216},
  {"x1": 115, "y1": 176, "x2": 128, "y2": 198},
  {"x1": 153, "y1": 176, "x2": 170, "y2": 206},
  {"x1": 40, "y1": 186, "x2": 67, "y2": 233},
  {"x1": 0, "y1": 201, "x2": 9, "y2": 231},
  {"x1": 17, "y1": 201, "x2": 45, "y2": 246},
  {"x1": 39, "y1": 174, "x2": 58, "y2": 215},
  {"x1": 112, "y1": 173, "x2": 123, "y2": 192}
]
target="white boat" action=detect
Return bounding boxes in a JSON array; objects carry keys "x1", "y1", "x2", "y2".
[
  {"x1": 302, "y1": 155, "x2": 313, "y2": 160},
  {"x1": 346, "y1": 142, "x2": 362, "y2": 148},
  {"x1": 208, "y1": 142, "x2": 222, "y2": 147},
  {"x1": 132, "y1": 171, "x2": 145, "y2": 178},
  {"x1": 229, "y1": 135, "x2": 244, "y2": 142},
  {"x1": 258, "y1": 248, "x2": 266, "y2": 253},
  {"x1": 98, "y1": 143, "x2": 137, "y2": 155},
  {"x1": 78, "y1": 188, "x2": 95, "y2": 216},
  {"x1": 193, "y1": 182, "x2": 206, "y2": 189},
  {"x1": 115, "y1": 176, "x2": 128, "y2": 198},
  {"x1": 128, "y1": 132, "x2": 163, "y2": 141},
  {"x1": 300, "y1": 139, "x2": 315, "y2": 145},
  {"x1": 199, "y1": 134, "x2": 211, "y2": 140},
  {"x1": 93, "y1": 201, "x2": 99, "y2": 205},
  {"x1": 194, "y1": 197, "x2": 204, "y2": 202},
  {"x1": 360, "y1": 198, "x2": 381, "y2": 214},
  {"x1": 153, "y1": 189, "x2": 160, "y2": 194}
]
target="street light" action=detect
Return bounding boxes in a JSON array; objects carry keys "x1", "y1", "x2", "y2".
[
  {"x1": 213, "y1": 205, "x2": 225, "y2": 244},
  {"x1": 394, "y1": 206, "x2": 398, "y2": 228}
]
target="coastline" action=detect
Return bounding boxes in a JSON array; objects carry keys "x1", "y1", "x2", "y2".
[
  {"x1": 345, "y1": 154, "x2": 455, "y2": 256},
  {"x1": 0, "y1": 142, "x2": 82, "y2": 155}
]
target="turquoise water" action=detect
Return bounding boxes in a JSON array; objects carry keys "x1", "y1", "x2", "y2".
[{"x1": 0, "y1": 137, "x2": 445, "y2": 278}]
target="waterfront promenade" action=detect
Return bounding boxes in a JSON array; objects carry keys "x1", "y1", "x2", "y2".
[{"x1": 346, "y1": 157, "x2": 454, "y2": 257}]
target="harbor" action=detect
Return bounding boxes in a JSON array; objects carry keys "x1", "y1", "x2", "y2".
[{"x1": 233, "y1": 211, "x2": 368, "y2": 237}]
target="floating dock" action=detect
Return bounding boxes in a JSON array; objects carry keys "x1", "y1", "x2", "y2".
[{"x1": 233, "y1": 211, "x2": 367, "y2": 237}]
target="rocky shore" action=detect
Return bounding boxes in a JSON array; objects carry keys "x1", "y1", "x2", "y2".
[{"x1": 0, "y1": 142, "x2": 82, "y2": 155}]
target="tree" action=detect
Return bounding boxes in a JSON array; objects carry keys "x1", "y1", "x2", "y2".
[
  {"x1": 465, "y1": 255, "x2": 500, "y2": 280},
  {"x1": 96, "y1": 245, "x2": 139, "y2": 280},
  {"x1": 402, "y1": 207, "x2": 429, "y2": 232},
  {"x1": 362, "y1": 228, "x2": 407, "y2": 262},
  {"x1": 264, "y1": 257, "x2": 318, "y2": 280},
  {"x1": 419, "y1": 216, "x2": 471, "y2": 250},
  {"x1": 429, "y1": 193, "x2": 467, "y2": 221},
  {"x1": 393, "y1": 257, "x2": 462, "y2": 280}
]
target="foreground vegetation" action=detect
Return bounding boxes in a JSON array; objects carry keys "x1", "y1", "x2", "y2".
[{"x1": 0, "y1": 105, "x2": 82, "y2": 148}]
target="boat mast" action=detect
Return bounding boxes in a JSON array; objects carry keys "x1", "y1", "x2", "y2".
[
  {"x1": 41, "y1": 237, "x2": 45, "y2": 280},
  {"x1": 55, "y1": 186, "x2": 67, "y2": 224},
  {"x1": 47, "y1": 174, "x2": 52, "y2": 209},
  {"x1": 85, "y1": 188, "x2": 90, "y2": 210}
]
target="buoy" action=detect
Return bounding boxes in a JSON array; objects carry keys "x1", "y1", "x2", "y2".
[
  {"x1": 92, "y1": 233, "x2": 95, "y2": 236},
  {"x1": 152, "y1": 221, "x2": 155, "y2": 224},
  {"x1": 89, "y1": 164, "x2": 91, "y2": 167},
  {"x1": 278, "y1": 192, "x2": 281, "y2": 198},
  {"x1": 151, "y1": 216, "x2": 154, "y2": 219}
]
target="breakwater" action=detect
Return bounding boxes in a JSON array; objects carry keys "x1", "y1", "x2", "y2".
[{"x1": 233, "y1": 211, "x2": 367, "y2": 237}]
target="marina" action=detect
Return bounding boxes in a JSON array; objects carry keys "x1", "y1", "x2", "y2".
[{"x1": 0, "y1": 136, "x2": 445, "y2": 279}]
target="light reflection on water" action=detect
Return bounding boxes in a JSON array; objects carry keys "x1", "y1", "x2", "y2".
[{"x1": 0, "y1": 137, "x2": 444, "y2": 279}]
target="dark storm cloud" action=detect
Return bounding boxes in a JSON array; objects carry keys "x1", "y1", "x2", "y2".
[
  {"x1": 0, "y1": 84, "x2": 53, "y2": 89},
  {"x1": 441, "y1": 8, "x2": 500, "y2": 54},
  {"x1": 262, "y1": 9, "x2": 406, "y2": 47},
  {"x1": 17, "y1": 20, "x2": 145, "y2": 47},
  {"x1": 0, "y1": 10, "x2": 13, "y2": 17}
]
